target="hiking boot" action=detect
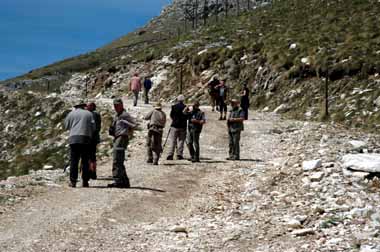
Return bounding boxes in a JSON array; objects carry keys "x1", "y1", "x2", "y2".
[
  {"x1": 192, "y1": 158, "x2": 200, "y2": 163},
  {"x1": 153, "y1": 161, "x2": 159, "y2": 165},
  {"x1": 226, "y1": 157, "x2": 235, "y2": 160},
  {"x1": 147, "y1": 159, "x2": 153, "y2": 164},
  {"x1": 69, "y1": 182, "x2": 76, "y2": 188},
  {"x1": 177, "y1": 155, "x2": 184, "y2": 160},
  {"x1": 222, "y1": 116, "x2": 226, "y2": 120},
  {"x1": 219, "y1": 116, "x2": 223, "y2": 120},
  {"x1": 82, "y1": 181, "x2": 89, "y2": 188},
  {"x1": 166, "y1": 155, "x2": 173, "y2": 160}
]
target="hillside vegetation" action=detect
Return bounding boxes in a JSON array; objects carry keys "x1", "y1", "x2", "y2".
[{"x1": 2, "y1": 0, "x2": 380, "y2": 129}]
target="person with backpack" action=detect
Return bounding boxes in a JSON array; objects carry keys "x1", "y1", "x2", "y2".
[
  {"x1": 240, "y1": 83, "x2": 250, "y2": 120},
  {"x1": 129, "y1": 73, "x2": 142, "y2": 106},
  {"x1": 86, "y1": 102, "x2": 101, "y2": 180},
  {"x1": 184, "y1": 101, "x2": 206, "y2": 163},
  {"x1": 144, "y1": 102, "x2": 166, "y2": 165},
  {"x1": 167, "y1": 95, "x2": 187, "y2": 160},
  {"x1": 207, "y1": 76, "x2": 220, "y2": 112},
  {"x1": 108, "y1": 98, "x2": 137, "y2": 188},
  {"x1": 143, "y1": 76, "x2": 153, "y2": 104},
  {"x1": 227, "y1": 99, "x2": 245, "y2": 161}
]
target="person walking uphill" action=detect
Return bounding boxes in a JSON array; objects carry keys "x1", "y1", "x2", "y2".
[
  {"x1": 240, "y1": 83, "x2": 250, "y2": 120},
  {"x1": 184, "y1": 101, "x2": 206, "y2": 163},
  {"x1": 143, "y1": 76, "x2": 153, "y2": 104},
  {"x1": 130, "y1": 73, "x2": 142, "y2": 106},
  {"x1": 144, "y1": 102, "x2": 166, "y2": 165},
  {"x1": 86, "y1": 102, "x2": 101, "y2": 180},
  {"x1": 227, "y1": 99, "x2": 245, "y2": 161},
  {"x1": 108, "y1": 98, "x2": 137, "y2": 188},
  {"x1": 64, "y1": 101, "x2": 95, "y2": 188},
  {"x1": 167, "y1": 95, "x2": 187, "y2": 160},
  {"x1": 216, "y1": 79, "x2": 229, "y2": 120}
]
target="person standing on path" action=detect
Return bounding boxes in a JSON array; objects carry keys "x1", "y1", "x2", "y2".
[
  {"x1": 108, "y1": 98, "x2": 137, "y2": 188},
  {"x1": 144, "y1": 102, "x2": 167, "y2": 165},
  {"x1": 129, "y1": 73, "x2": 142, "y2": 106},
  {"x1": 167, "y1": 95, "x2": 187, "y2": 160},
  {"x1": 207, "y1": 76, "x2": 220, "y2": 112},
  {"x1": 184, "y1": 101, "x2": 206, "y2": 163},
  {"x1": 216, "y1": 79, "x2": 229, "y2": 120},
  {"x1": 64, "y1": 101, "x2": 95, "y2": 188},
  {"x1": 143, "y1": 76, "x2": 153, "y2": 104},
  {"x1": 86, "y1": 102, "x2": 101, "y2": 180},
  {"x1": 227, "y1": 99, "x2": 245, "y2": 161},
  {"x1": 240, "y1": 83, "x2": 250, "y2": 120}
]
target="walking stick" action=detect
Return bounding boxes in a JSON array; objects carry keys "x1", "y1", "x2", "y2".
[{"x1": 161, "y1": 127, "x2": 172, "y2": 154}]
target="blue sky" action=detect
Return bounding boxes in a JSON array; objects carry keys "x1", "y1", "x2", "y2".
[{"x1": 0, "y1": 0, "x2": 171, "y2": 80}]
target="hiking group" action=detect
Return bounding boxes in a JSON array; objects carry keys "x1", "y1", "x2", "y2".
[{"x1": 64, "y1": 73, "x2": 249, "y2": 188}]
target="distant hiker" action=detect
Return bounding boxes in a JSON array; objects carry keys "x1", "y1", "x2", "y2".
[
  {"x1": 64, "y1": 100, "x2": 95, "y2": 188},
  {"x1": 86, "y1": 102, "x2": 101, "y2": 180},
  {"x1": 207, "y1": 76, "x2": 220, "y2": 112},
  {"x1": 227, "y1": 99, "x2": 245, "y2": 161},
  {"x1": 184, "y1": 101, "x2": 206, "y2": 163},
  {"x1": 129, "y1": 73, "x2": 142, "y2": 106},
  {"x1": 167, "y1": 95, "x2": 187, "y2": 160},
  {"x1": 144, "y1": 102, "x2": 167, "y2": 165},
  {"x1": 240, "y1": 83, "x2": 250, "y2": 120},
  {"x1": 143, "y1": 76, "x2": 153, "y2": 104},
  {"x1": 108, "y1": 98, "x2": 137, "y2": 188},
  {"x1": 216, "y1": 79, "x2": 229, "y2": 120}
]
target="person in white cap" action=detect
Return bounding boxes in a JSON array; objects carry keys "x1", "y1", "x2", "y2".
[
  {"x1": 144, "y1": 102, "x2": 166, "y2": 165},
  {"x1": 167, "y1": 95, "x2": 187, "y2": 160}
]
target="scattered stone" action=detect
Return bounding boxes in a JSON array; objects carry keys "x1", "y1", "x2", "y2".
[
  {"x1": 310, "y1": 172, "x2": 325, "y2": 182},
  {"x1": 292, "y1": 228, "x2": 315, "y2": 236},
  {"x1": 303, "y1": 159, "x2": 322, "y2": 171}
]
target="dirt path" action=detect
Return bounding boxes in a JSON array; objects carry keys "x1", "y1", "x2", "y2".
[{"x1": 5, "y1": 100, "x2": 373, "y2": 252}]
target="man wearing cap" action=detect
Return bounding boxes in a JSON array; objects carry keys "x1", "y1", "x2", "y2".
[
  {"x1": 64, "y1": 101, "x2": 95, "y2": 188},
  {"x1": 227, "y1": 99, "x2": 245, "y2": 161},
  {"x1": 144, "y1": 102, "x2": 167, "y2": 165},
  {"x1": 108, "y1": 98, "x2": 137, "y2": 188},
  {"x1": 167, "y1": 95, "x2": 187, "y2": 160},
  {"x1": 184, "y1": 101, "x2": 206, "y2": 163},
  {"x1": 86, "y1": 102, "x2": 101, "y2": 180},
  {"x1": 143, "y1": 76, "x2": 153, "y2": 104}
]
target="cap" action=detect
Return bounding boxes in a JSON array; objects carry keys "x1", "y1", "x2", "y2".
[
  {"x1": 74, "y1": 100, "x2": 87, "y2": 108},
  {"x1": 193, "y1": 100, "x2": 200, "y2": 106},
  {"x1": 154, "y1": 102, "x2": 162, "y2": 109},
  {"x1": 230, "y1": 98, "x2": 239, "y2": 104},
  {"x1": 177, "y1": 94, "x2": 185, "y2": 102},
  {"x1": 113, "y1": 98, "x2": 123, "y2": 105}
]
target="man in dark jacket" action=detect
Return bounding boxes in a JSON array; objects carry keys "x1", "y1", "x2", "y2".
[
  {"x1": 184, "y1": 101, "x2": 206, "y2": 162},
  {"x1": 86, "y1": 102, "x2": 101, "y2": 180},
  {"x1": 227, "y1": 99, "x2": 245, "y2": 161},
  {"x1": 167, "y1": 95, "x2": 187, "y2": 160},
  {"x1": 64, "y1": 101, "x2": 95, "y2": 188},
  {"x1": 143, "y1": 76, "x2": 153, "y2": 104},
  {"x1": 108, "y1": 98, "x2": 137, "y2": 188}
]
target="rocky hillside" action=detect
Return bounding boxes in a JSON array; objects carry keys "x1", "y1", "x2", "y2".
[{"x1": 1, "y1": 0, "x2": 380, "y2": 177}]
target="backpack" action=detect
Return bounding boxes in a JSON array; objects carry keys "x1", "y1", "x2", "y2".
[{"x1": 144, "y1": 79, "x2": 152, "y2": 90}]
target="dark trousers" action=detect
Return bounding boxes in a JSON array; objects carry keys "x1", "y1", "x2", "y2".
[
  {"x1": 241, "y1": 107, "x2": 249, "y2": 120},
  {"x1": 144, "y1": 88, "x2": 150, "y2": 104},
  {"x1": 70, "y1": 144, "x2": 90, "y2": 184},
  {"x1": 133, "y1": 91, "x2": 139, "y2": 106},
  {"x1": 147, "y1": 130, "x2": 163, "y2": 163},
  {"x1": 219, "y1": 99, "x2": 227, "y2": 114},
  {"x1": 228, "y1": 130, "x2": 241, "y2": 160},
  {"x1": 112, "y1": 136, "x2": 130, "y2": 185},
  {"x1": 187, "y1": 130, "x2": 201, "y2": 161}
]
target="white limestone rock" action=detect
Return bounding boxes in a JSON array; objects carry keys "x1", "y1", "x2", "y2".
[
  {"x1": 342, "y1": 154, "x2": 380, "y2": 173},
  {"x1": 303, "y1": 159, "x2": 322, "y2": 171}
]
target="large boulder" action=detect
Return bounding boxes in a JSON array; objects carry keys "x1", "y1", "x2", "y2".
[{"x1": 342, "y1": 154, "x2": 380, "y2": 173}]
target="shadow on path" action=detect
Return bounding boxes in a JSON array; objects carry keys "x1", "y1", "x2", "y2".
[{"x1": 89, "y1": 185, "x2": 166, "y2": 193}]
